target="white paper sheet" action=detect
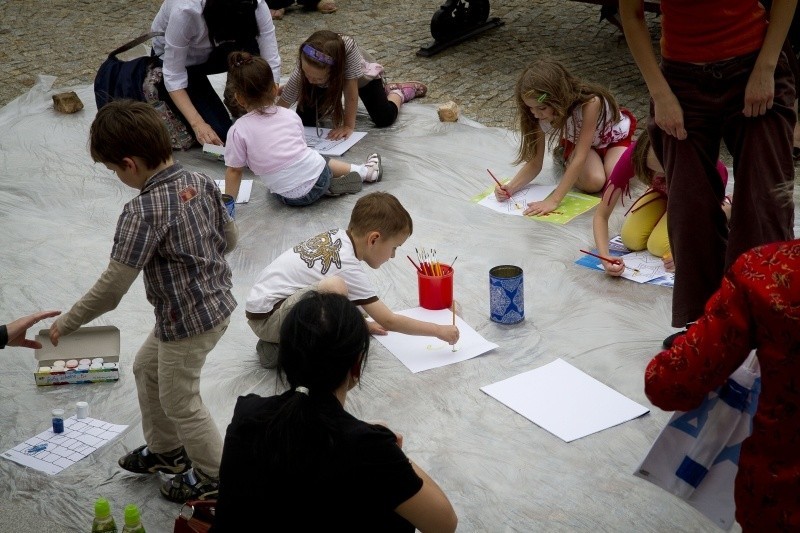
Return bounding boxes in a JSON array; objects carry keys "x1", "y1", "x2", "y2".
[
  {"x1": 303, "y1": 127, "x2": 368, "y2": 156},
  {"x1": 1, "y1": 416, "x2": 128, "y2": 475},
  {"x1": 620, "y1": 250, "x2": 673, "y2": 284},
  {"x1": 481, "y1": 358, "x2": 649, "y2": 442},
  {"x1": 372, "y1": 307, "x2": 497, "y2": 373},
  {"x1": 214, "y1": 179, "x2": 253, "y2": 203},
  {"x1": 477, "y1": 183, "x2": 557, "y2": 216}
]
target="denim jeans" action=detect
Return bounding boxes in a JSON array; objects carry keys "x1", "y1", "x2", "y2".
[{"x1": 276, "y1": 164, "x2": 332, "y2": 206}]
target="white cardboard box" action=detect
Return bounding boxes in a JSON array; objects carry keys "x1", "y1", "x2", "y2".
[{"x1": 33, "y1": 326, "x2": 120, "y2": 386}]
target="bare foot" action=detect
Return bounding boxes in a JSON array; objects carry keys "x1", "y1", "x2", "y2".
[{"x1": 270, "y1": 8, "x2": 285, "y2": 19}]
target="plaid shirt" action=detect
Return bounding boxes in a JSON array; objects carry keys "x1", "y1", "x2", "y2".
[{"x1": 111, "y1": 163, "x2": 236, "y2": 341}]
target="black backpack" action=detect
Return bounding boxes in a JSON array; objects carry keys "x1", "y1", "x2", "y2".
[{"x1": 94, "y1": 32, "x2": 164, "y2": 109}]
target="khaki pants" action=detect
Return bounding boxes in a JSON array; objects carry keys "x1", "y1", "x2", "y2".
[
  {"x1": 132, "y1": 317, "x2": 229, "y2": 478},
  {"x1": 247, "y1": 284, "x2": 319, "y2": 344}
]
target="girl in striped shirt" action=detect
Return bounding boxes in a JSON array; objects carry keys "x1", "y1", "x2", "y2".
[{"x1": 278, "y1": 30, "x2": 427, "y2": 140}]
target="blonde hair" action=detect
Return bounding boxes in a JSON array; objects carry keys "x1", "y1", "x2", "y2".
[
  {"x1": 514, "y1": 59, "x2": 621, "y2": 165},
  {"x1": 631, "y1": 130, "x2": 655, "y2": 187},
  {"x1": 348, "y1": 192, "x2": 413, "y2": 238}
]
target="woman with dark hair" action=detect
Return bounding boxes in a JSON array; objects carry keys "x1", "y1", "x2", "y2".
[
  {"x1": 151, "y1": 0, "x2": 281, "y2": 146},
  {"x1": 213, "y1": 292, "x2": 457, "y2": 532}
]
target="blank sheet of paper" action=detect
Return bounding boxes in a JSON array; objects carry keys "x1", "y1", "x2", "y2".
[
  {"x1": 214, "y1": 179, "x2": 253, "y2": 203},
  {"x1": 481, "y1": 358, "x2": 649, "y2": 442},
  {"x1": 372, "y1": 307, "x2": 497, "y2": 373}
]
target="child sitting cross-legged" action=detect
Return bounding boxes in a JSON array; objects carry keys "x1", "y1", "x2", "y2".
[
  {"x1": 245, "y1": 191, "x2": 460, "y2": 368},
  {"x1": 224, "y1": 51, "x2": 383, "y2": 206}
]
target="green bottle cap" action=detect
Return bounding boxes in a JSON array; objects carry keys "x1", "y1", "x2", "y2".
[
  {"x1": 94, "y1": 498, "x2": 111, "y2": 518},
  {"x1": 124, "y1": 504, "x2": 141, "y2": 526}
]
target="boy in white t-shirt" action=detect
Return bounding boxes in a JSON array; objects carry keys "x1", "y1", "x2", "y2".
[{"x1": 246, "y1": 192, "x2": 460, "y2": 367}]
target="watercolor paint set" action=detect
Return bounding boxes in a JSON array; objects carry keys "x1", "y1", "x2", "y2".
[{"x1": 32, "y1": 325, "x2": 121, "y2": 386}]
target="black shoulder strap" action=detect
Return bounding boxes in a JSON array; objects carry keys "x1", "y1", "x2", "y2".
[{"x1": 109, "y1": 32, "x2": 165, "y2": 58}]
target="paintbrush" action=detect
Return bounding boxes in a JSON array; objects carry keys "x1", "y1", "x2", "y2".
[{"x1": 579, "y1": 249, "x2": 640, "y2": 274}]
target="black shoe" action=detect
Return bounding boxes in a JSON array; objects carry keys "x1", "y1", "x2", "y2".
[
  {"x1": 256, "y1": 340, "x2": 279, "y2": 369},
  {"x1": 118, "y1": 444, "x2": 192, "y2": 475},
  {"x1": 662, "y1": 330, "x2": 687, "y2": 350},
  {"x1": 161, "y1": 468, "x2": 219, "y2": 503}
]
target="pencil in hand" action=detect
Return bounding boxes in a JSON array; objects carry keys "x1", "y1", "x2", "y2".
[
  {"x1": 579, "y1": 249, "x2": 640, "y2": 274},
  {"x1": 487, "y1": 169, "x2": 522, "y2": 210}
]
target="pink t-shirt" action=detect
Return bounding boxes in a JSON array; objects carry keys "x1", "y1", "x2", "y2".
[
  {"x1": 604, "y1": 140, "x2": 729, "y2": 204},
  {"x1": 225, "y1": 106, "x2": 325, "y2": 197}
]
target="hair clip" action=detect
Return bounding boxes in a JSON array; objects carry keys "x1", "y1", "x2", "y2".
[
  {"x1": 537, "y1": 92, "x2": 548, "y2": 103},
  {"x1": 302, "y1": 44, "x2": 335, "y2": 66},
  {"x1": 295, "y1": 386, "x2": 310, "y2": 395}
]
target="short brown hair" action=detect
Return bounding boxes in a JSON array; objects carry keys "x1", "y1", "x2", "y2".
[
  {"x1": 90, "y1": 100, "x2": 172, "y2": 168},
  {"x1": 348, "y1": 192, "x2": 413, "y2": 237}
]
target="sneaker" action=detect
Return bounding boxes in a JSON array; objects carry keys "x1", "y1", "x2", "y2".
[
  {"x1": 118, "y1": 444, "x2": 192, "y2": 475},
  {"x1": 385, "y1": 81, "x2": 427, "y2": 103},
  {"x1": 363, "y1": 153, "x2": 383, "y2": 183},
  {"x1": 256, "y1": 339, "x2": 279, "y2": 369},
  {"x1": 161, "y1": 468, "x2": 219, "y2": 503},
  {"x1": 328, "y1": 171, "x2": 363, "y2": 195},
  {"x1": 662, "y1": 329, "x2": 687, "y2": 350}
]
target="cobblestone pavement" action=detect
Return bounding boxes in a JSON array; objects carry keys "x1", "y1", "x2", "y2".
[{"x1": 0, "y1": 0, "x2": 659, "y2": 130}]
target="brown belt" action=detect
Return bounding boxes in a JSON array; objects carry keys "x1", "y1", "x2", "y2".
[{"x1": 245, "y1": 298, "x2": 284, "y2": 321}]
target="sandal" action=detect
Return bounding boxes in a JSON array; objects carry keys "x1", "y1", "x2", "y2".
[
  {"x1": 385, "y1": 81, "x2": 427, "y2": 103},
  {"x1": 269, "y1": 8, "x2": 285, "y2": 19},
  {"x1": 363, "y1": 153, "x2": 383, "y2": 183},
  {"x1": 317, "y1": 0, "x2": 337, "y2": 13}
]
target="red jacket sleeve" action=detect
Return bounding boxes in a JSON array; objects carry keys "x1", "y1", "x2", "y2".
[{"x1": 644, "y1": 254, "x2": 755, "y2": 411}]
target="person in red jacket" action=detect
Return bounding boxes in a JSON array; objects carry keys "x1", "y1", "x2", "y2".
[{"x1": 644, "y1": 239, "x2": 800, "y2": 531}]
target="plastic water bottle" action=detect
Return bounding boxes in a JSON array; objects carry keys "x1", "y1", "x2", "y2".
[
  {"x1": 121, "y1": 504, "x2": 146, "y2": 533},
  {"x1": 91, "y1": 498, "x2": 118, "y2": 533}
]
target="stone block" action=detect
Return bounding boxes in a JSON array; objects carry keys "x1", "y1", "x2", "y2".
[
  {"x1": 52, "y1": 91, "x2": 84, "y2": 114},
  {"x1": 437, "y1": 101, "x2": 459, "y2": 122}
]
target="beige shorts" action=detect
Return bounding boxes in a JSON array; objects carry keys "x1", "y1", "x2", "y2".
[{"x1": 247, "y1": 283, "x2": 321, "y2": 343}]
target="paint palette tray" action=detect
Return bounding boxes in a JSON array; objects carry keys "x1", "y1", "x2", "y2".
[{"x1": 33, "y1": 325, "x2": 120, "y2": 386}]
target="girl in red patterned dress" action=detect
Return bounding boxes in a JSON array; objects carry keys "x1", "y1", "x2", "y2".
[
  {"x1": 645, "y1": 238, "x2": 800, "y2": 531},
  {"x1": 495, "y1": 58, "x2": 636, "y2": 216}
]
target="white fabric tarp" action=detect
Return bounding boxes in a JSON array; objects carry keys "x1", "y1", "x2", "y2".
[{"x1": 2, "y1": 75, "x2": 796, "y2": 531}]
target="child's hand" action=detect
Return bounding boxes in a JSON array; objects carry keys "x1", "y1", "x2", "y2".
[
  {"x1": 48, "y1": 320, "x2": 62, "y2": 347},
  {"x1": 494, "y1": 185, "x2": 512, "y2": 202},
  {"x1": 602, "y1": 258, "x2": 625, "y2": 277},
  {"x1": 662, "y1": 254, "x2": 675, "y2": 273},
  {"x1": 436, "y1": 324, "x2": 459, "y2": 345},
  {"x1": 524, "y1": 197, "x2": 558, "y2": 216},
  {"x1": 327, "y1": 126, "x2": 353, "y2": 140},
  {"x1": 366, "y1": 320, "x2": 387, "y2": 336}
]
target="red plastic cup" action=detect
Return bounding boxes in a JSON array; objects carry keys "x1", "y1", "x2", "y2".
[{"x1": 418, "y1": 265, "x2": 454, "y2": 310}]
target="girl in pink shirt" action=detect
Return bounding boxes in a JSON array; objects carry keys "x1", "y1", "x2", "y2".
[{"x1": 223, "y1": 52, "x2": 382, "y2": 207}]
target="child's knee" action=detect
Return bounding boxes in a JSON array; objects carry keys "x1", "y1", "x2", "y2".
[{"x1": 319, "y1": 275, "x2": 348, "y2": 295}]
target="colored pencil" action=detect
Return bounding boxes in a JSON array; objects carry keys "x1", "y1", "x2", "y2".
[
  {"x1": 580, "y1": 249, "x2": 640, "y2": 274},
  {"x1": 580, "y1": 249, "x2": 621, "y2": 265},
  {"x1": 407, "y1": 255, "x2": 422, "y2": 273},
  {"x1": 487, "y1": 169, "x2": 522, "y2": 209}
]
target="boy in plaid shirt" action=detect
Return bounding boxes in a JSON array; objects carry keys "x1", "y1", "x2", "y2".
[{"x1": 49, "y1": 100, "x2": 237, "y2": 502}]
